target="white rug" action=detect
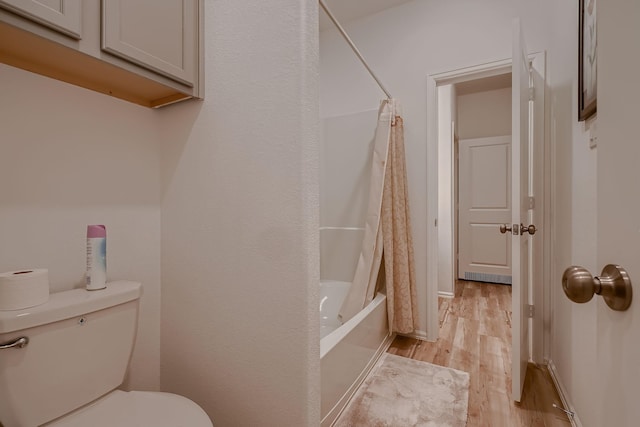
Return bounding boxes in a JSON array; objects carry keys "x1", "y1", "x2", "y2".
[{"x1": 334, "y1": 353, "x2": 469, "y2": 427}]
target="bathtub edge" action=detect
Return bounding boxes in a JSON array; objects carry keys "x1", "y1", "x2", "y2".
[{"x1": 321, "y1": 331, "x2": 394, "y2": 427}]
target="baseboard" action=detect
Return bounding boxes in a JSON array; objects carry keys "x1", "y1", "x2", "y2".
[
  {"x1": 547, "y1": 359, "x2": 583, "y2": 427},
  {"x1": 398, "y1": 329, "x2": 431, "y2": 342},
  {"x1": 438, "y1": 291, "x2": 455, "y2": 299},
  {"x1": 323, "y1": 333, "x2": 395, "y2": 427}
]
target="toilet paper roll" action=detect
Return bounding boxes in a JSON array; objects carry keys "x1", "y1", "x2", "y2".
[{"x1": 0, "y1": 269, "x2": 50, "y2": 311}]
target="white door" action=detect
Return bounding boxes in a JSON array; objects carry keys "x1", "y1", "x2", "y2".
[
  {"x1": 594, "y1": 0, "x2": 640, "y2": 423},
  {"x1": 458, "y1": 136, "x2": 512, "y2": 284},
  {"x1": 510, "y1": 18, "x2": 532, "y2": 402}
]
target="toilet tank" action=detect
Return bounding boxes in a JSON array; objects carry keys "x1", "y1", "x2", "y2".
[{"x1": 0, "y1": 280, "x2": 142, "y2": 427}]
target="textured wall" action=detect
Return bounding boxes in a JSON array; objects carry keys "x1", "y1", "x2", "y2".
[{"x1": 159, "y1": 1, "x2": 320, "y2": 425}]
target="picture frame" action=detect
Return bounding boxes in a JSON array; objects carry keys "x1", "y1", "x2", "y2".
[{"x1": 579, "y1": 0, "x2": 597, "y2": 121}]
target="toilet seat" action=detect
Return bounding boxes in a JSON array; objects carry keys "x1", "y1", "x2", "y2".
[{"x1": 46, "y1": 390, "x2": 213, "y2": 427}]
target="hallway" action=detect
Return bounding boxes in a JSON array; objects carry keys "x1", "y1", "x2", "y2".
[{"x1": 388, "y1": 281, "x2": 571, "y2": 426}]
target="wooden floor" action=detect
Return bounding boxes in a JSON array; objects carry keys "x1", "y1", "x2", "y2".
[{"x1": 388, "y1": 280, "x2": 572, "y2": 427}]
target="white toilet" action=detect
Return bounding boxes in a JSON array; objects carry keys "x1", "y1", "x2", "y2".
[{"x1": 0, "y1": 281, "x2": 213, "y2": 427}]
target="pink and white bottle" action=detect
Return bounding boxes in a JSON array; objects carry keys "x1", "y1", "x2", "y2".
[{"x1": 86, "y1": 225, "x2": 107, "y2": 290}]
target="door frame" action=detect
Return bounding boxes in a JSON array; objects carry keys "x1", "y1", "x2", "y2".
[{"x1": 426, "y1": 54, "x2": 549, "y2": 364}]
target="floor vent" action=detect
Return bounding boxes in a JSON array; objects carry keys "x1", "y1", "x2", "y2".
[{"x1": 463, "y1": 272, "x2": 512, "y2": 285}]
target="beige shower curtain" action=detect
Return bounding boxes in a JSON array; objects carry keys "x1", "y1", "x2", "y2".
[
  {"x1": 381, "y1": 114, "x2": 419, "y2": 334},
  {"x1": 338, "y1": 99, "x2": 419, "y2": 334}
]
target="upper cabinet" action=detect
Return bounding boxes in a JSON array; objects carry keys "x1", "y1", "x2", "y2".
[
  {"x1": 0, "y1": 0, "x2": 203, "y2": 108},
  {"x1": 0, "y1": 0, "x2": 82, "y2": 38},
  {"x1": 102, "y1": 0, "x2": 197, "y2": 87}
]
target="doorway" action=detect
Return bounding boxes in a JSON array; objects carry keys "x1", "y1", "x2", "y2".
[
  {"x1": 455, "y1": 74, "x2": 512, "y2": 286},
  {"x1": 425, "y1": 53, "x2": 548, "y2": 366},
  {"x1": 434, "y1": 67, "x2": 514, "y2": 301}
]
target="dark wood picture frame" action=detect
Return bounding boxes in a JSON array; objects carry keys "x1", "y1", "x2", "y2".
[{"x1": 579, "y1": 0, "x2": 597, "y2": 121}]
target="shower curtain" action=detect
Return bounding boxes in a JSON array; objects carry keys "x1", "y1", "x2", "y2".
[{"x1": 338, "y1": 99, "x2": 419, "y2": 334}]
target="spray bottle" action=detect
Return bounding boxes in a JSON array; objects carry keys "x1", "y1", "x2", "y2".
[{"x1": 86, "y1": 225, "x2": 107, "y2": 290}]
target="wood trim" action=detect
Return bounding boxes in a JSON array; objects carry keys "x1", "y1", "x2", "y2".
[
  {"x1": 438, "y1": 291, "x2": 455, "y2": 299},
  {"x1": 151, "y1": 93, "x2": 194, "y2": 108},
  {"x1": 425, "y1": 74, "x2": 440, "y2": 342},
  {"x1": 396, "y1": 329, "x2": 429, "y2": 341},
  {"x1": 431, "y1": 58, "x2": 512, "y2": 86},
  {"x1": 531, "y1": 52, "x2": 548, "y2": 363},
  {"x1": 547, "y1": 360, "x2": 583, "y2": 427}
]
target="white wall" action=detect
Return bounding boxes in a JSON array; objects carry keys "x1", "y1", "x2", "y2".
[
  {"x1": 159, "y1": 1, "x2": 320, "y2": 426},
  {"x1": 457, "y1": 87, "x2": 511, "y2": 139},
  {"x1": 0, "y1": 64, "x2": 162, "y2": 391}
]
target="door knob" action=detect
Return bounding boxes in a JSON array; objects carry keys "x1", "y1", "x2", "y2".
[
  {"x1": 520, "y1": 224, "x2": 536, "y2": 235},
  {"x1": 499, "y1": 224, "x2": 512, "y2": 234},
  {"x1": 562, "y1": 264, "x2": 633, "y2": 311}
]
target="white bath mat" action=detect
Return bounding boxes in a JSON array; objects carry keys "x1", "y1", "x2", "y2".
[{"x1": 334, "y1": 353, "x2": 469, "y2": 427}]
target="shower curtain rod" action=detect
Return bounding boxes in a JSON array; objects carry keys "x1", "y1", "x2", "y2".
[{"x1": 319, "y1": 0, "x2": 393, "y2": 99}]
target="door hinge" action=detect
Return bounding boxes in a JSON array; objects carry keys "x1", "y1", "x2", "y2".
[
  {"x1": 526, "y1": 304, "x2": 535, "y2": 318},
  {"x1": 528, "y1": 87, "x2": 535, "y2": 101},
  {"x1": 528, "y1": 196, "x2": 535, "y2": 209}
]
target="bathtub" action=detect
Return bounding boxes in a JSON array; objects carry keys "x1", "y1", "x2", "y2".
[{"x1": 320, "y1": 280, "x2": 393, "y2": 426}]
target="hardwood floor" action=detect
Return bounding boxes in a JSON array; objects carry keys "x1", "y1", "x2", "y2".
[{"x1": 387, "y1": 280, "x2": 572, "y2": 427}]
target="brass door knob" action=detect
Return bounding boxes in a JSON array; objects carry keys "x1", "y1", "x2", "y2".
[
  {"x1": 520, "y1": 224, "x2": 536, "y2": 235},
  {"x1": 499, "y1": 224, "x2": 512, "y2": 234},
  {"x1": 562, "y1": 264, "x2": 633, "y2": 311}
]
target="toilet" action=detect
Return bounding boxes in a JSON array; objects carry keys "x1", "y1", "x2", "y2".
[{"x1": 0, "y1": 281, "x2": 213, "y2": 427}]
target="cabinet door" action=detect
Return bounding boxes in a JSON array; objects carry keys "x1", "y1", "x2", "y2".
[
  {"x1": 102, "y1": 0, "x2": 197, "y2": 87},
  {"x1": 0, "y1": 0, "x2": 81, "y2": 38}
]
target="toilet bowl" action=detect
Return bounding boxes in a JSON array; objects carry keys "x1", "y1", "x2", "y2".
[
  {"x1": 46, "y1": 390, "x2": 212, "y2": 427},
  {"x1": 0, "y1": 281, "x2": 213, "y2": 427}
]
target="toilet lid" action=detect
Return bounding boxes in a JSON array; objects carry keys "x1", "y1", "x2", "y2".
[{"x1": 46, "y1": 390, "x2": 213, "y2": 427}]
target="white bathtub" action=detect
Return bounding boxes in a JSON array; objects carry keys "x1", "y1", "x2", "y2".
[{"x1": 320, "y1": 280, "x2": 393, "y2": 426}]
